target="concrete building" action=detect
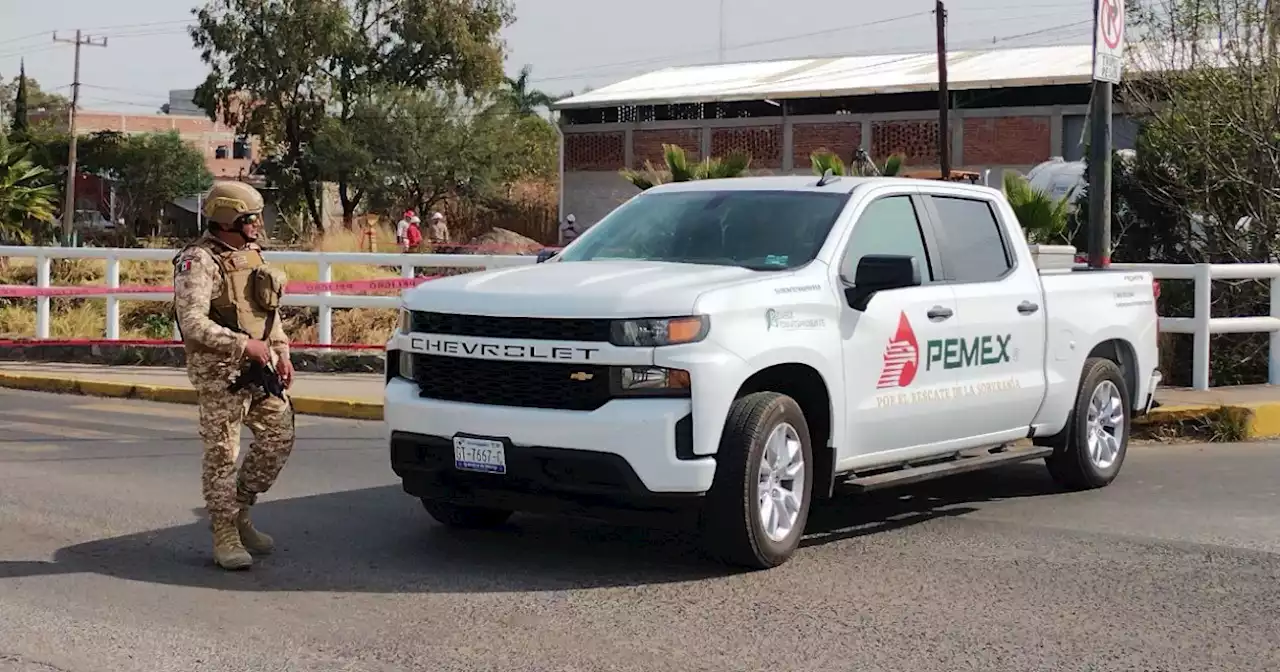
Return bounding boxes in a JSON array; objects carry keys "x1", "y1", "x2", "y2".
[{"x1": 551, "y1": 43, "x2": 1140, "y2": 227}]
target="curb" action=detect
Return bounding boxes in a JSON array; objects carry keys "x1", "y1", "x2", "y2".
[
  {"x1": 1137, "y1": 402, "x2": 1280, "y2": 441},
  {"x1": 0, "y1": 372, "x2": 383, "y2": 421}
]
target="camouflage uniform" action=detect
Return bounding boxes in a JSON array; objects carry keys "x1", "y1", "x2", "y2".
[{"x1": 173, "y1": 181, "x2": 294, "y2": 571}]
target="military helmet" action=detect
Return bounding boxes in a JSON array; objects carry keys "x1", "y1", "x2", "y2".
[{"x1": 203, "y1": 181, "x2": 265, "y2": 226}]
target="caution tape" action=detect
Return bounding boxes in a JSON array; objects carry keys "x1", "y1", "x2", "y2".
[{"x1": 0, "y1": 275, "x2": 441, "y2": 298}]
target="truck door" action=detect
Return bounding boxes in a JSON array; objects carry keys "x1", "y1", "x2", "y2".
[
  {"x1": 837, "y1": 192, "x2": 965, "y2": 458},
  {"x1": 922, "y1": 193, "x2": 1047, "y2": 442}
]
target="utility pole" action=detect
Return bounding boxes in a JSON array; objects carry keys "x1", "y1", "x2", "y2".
[
  {"x1": 718, "y1": 0, "x2": 727, "y2": 62},
  {"x1": 1088, "y1": 0, "x2": 1121, "y2": 268},
  {"x1": 935, "y1": 0, "x2": 951, "y2": 179},
  {"x1": 52, "y1": 29, "x2": 108, "y2": 248}
]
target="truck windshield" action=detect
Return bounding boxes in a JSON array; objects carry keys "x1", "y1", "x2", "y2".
[{"x1": 556, "y1": 190, "x2": 849, "y2": 270}]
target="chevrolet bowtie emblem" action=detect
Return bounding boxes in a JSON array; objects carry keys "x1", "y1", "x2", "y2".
[{"x1": 569, "y1": 371, "x2": 594, "y2": 381}]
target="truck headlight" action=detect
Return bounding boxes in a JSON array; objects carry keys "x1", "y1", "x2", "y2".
[
  {"x1": 398, "y1": 350, "x2": 415, "y2": 381},
  {"x1": 610, "y1": 316, "x2": 709, "y2": 347},
  {"x1": 398, "y1": 308, "x2": 412, "y2": 334},
  {"x1": 615, "y1": 366, "x2": 691, "y2": 396}
]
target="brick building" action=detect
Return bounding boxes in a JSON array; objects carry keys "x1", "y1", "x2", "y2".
[
  {"x1": 61, "y1": 109, "x2": 258, "y2": 179},
  {"x1": 551, "y1": 43, "x2": 1139, "y2": 227}
]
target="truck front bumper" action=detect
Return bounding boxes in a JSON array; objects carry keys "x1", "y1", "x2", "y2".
[{"x1": 384, "y1": 378, "x2": 716, "y2": 514}]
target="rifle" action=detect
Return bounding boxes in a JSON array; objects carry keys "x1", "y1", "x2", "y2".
[{"x1": 228, "y1": 310, "x2": 286, "y2": 400}]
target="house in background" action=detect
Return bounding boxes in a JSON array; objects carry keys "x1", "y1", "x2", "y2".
[{"x1": 550, "y1": 43, "x2": 1141, "y2": 228}]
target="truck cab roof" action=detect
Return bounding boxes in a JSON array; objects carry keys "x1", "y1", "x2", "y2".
[{"x1": 643, "y1": 174, "x2": 1005, "y2": 200}]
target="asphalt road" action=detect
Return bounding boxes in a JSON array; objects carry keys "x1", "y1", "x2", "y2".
[{"x1": 2, "y1": 388, "x2": 1279, "y2": 672}]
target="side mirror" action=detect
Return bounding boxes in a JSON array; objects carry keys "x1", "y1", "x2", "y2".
[
  {"x1": 536, "y1": 249, "x2": 558, "y2": 263},
  {"x1": 845, "y1": 254, "x2": 921, "y2": 311}
]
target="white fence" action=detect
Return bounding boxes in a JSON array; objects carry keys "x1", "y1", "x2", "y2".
[
  {"x1": 1, "y1": 247, "x2": 1277, "y2": 390},
  {"x1": 0, "y1": 245, "x2": 535, "y2": 346},
  {"x1": 1108, "y1": 262, "x2": 1280, "y2": 391}
]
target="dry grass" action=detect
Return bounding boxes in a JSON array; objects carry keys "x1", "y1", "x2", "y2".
[{"x1": 0, "y1": 227, "x2": 460, "y2": 345}]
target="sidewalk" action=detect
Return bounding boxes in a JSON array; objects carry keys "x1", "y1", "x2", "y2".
[
  {"x1": 0, "y1": 361, "x2": 384, "y2": 420},
  {"x1": 2, "y1": 361, "x2": 1280, "y2": 437}
]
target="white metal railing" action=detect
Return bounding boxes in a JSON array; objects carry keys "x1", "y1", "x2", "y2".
[
  {"x1": 0, "y1": 245, "x2": 535, "y2": 346},
  {"x1": 1109, "y1": 262, "x2": 1280, "y2": 391}
]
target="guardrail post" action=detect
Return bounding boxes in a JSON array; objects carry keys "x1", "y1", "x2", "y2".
[
  {"x1": 317, "y1": 258, "x2": 333, "y2": 346},
  {"x1": 105, "y1": 255, "x2": 120, "y2": 340},
  {"x1": 35, "y1": 254, "x2": 50, "y2": 339},
  {"x1": 1271, "y1": 277, "x2": 1280, "y2": 386},
  {"x1": 400, "y1": 262, "x2": 414, "y2": 279},
  {"x1": 1192, "y1": 263, "x2": 1212, "y2": 390}
]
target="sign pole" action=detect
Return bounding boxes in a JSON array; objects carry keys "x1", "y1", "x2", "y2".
[{"x1": 1088, "y1": 0, "x2": 1124, "y2": 269}]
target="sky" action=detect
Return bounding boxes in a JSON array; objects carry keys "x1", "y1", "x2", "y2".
[{"x1": 0, "y1": 0, "x2": 1094, "y2": 114}]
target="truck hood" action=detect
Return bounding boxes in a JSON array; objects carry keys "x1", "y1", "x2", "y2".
[{"x1": 403, "y1": 260, "x2": 767, "y2": 318}]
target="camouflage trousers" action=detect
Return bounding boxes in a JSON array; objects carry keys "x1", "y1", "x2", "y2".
[{"x1": 192, "y1": 371, "x2": 296, "y2": 525}]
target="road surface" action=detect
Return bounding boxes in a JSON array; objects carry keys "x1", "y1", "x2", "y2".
[{"x1": 2, "y1": 388, "x2": 1279, "y2": 672}]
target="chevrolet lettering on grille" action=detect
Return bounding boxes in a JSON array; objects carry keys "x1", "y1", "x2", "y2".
[{"x1": 408, "y1": 335, "x2": 600, "y2": 361}]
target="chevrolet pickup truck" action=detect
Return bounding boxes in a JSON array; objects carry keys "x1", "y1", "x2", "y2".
[{"x1": 384, "y1": 175, "x2": 1161, "y2": 570}]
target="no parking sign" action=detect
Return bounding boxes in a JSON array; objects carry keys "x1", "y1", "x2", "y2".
[{"x1": 1093, "y1": 0, "x2": 1125, "y2": 83}]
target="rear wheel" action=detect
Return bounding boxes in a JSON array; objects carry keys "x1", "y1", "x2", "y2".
[
  {"x1": 421, "y1": 499, "x2": 513, "y2": 529},
  {"x1": 699, "y1": 392, "x2": 814, "y2": 570},
  {"x1": 1045, "y1": 357, "x2": 1131, "y2": 490}
]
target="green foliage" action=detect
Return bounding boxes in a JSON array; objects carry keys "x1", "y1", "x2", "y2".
[
  {"x1": 106, "y1": 132, "x2": 214, "y2": 236},
  {"x1": 1, "y1": 71, "x2": 69, "y2": 134},
  {"x1": 809, "y1": 149, "x2": 846, "y2": 176},
  {"x1": 621, "y1": 144, "x2": 752, "y2": 191},
  {"x1": 1002, "y1": 171, "x2": 1070, "y2": 244},
  {"x1": 0, "y1": 134, "x2": 59, "y2": 244},
  {"x1": 189, "y1": 0, "x2": 515, "y2": 229},
  {"x1": 503, "y1": 64, "x2": 556, "y2": 116}
]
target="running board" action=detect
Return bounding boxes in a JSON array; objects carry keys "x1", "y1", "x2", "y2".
[{"x1": 839, "y1": 445, "x2": 1054, "y2": 493}]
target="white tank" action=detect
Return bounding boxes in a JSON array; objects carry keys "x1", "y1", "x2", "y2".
[{"x1": 1023, "y1": 151, "x2": 1136, "y2": 206}]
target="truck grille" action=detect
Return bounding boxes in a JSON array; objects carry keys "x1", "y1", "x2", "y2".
[
  {"x1": 413, "y1": 355, "x2": 612, "y2": 411},
  {"x1": 410, "y1": 311, "x2": 612, "y2": 342}
]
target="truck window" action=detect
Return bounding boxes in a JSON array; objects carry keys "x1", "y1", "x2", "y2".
[
  {"x1": 555, "y1": 190, "x2": 848, "y2": 271},
  {"x1": 930, "y1": 196, "x2": 1013, "y2": 282},
  {"x1": 840, "y1": 195, "x2": 933, "y2": 282}
]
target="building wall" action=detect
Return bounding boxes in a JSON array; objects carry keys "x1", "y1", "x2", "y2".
[
  {"x1": 561, "y1": 103, "x2": 1134, "y2": 227},
  {"x1": 32, "y1": 110, "x2": 259, "y2": 179}
]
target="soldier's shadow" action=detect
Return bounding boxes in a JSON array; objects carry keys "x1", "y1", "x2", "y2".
[{"x1": 0, "y1": 464, "x2": 1062, "y2": 592}]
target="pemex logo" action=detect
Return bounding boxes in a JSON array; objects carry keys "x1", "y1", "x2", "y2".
[{"x1": 877, "y1": 311, "x2": 920, "y2": 389}]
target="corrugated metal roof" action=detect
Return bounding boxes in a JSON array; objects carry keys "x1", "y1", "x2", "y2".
[{"x1": 553, "y1": 43, "x2": 1105, "y2": 109}]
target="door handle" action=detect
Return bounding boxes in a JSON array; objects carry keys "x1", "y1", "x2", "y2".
[
  {"x1": 927, "y1": 305, "x2": 953, "y2": 321},
  {"x1": 1017, "y1": 300, "x2": 1040, "y2": 315}
]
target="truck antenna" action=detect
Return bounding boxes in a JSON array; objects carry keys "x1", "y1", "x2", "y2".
[{"x1": 816, "y1": 168, "x2": 840, "y2": 187}]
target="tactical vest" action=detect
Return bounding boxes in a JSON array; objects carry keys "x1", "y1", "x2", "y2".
[{"x1": 174, "y1": 238, "x2": 285, "y2": 352}]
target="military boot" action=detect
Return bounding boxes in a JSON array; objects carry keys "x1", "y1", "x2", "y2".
[
  {"x1": 211, "y1": 519, "x2": 252, "y2": 570},
  {"x1": 235, "y1": 506, "x2": 274, "y2": 555}
]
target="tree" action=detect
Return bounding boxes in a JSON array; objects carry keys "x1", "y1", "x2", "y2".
[
  {"x1": 108, "y1": 132, "x2": 214, "y2": 238},
  {"x1": 1065, "y1": 0, "x2": 1280, "y2": 386},
  {"x1": 1, "y1": 71, "x2": 70, "y2": 134},
  {"x1": 622, "y1": 144, "x2": 751, "y2": 191},
  {"x1": 190, "y1": 0, "x2": 515, "y2": 231},
  {"x1": 503, "y1": 64, "x2": 555, "y2": 116},
  {"x1": 12, "y1": 60, "x2": 28, "y2": 135},
  {"x1": 0, "y1": 134, "x2": 59, "y2": 244},
  {"x1": 809, "y1": 148, "x2": 904, "y2": 178},
  {"x1": 354, "y1": 87, "x2": 557, "y2": 214},
  {"x1": 1002, "y1": 171, "x2": 1070, "y2": 244}
]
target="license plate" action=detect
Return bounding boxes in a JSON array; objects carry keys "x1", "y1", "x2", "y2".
[{"x1": 453, "y1": 435, "x2": 507, "y2": 474}]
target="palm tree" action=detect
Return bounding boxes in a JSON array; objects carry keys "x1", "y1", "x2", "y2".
[
  {"x1": 1002, "y1": 170, "x2": 1070, "y2": 244},
  {"x1": 504, "y1": 64, "x2": 555, "y2": 116},
  {"x1": 0, "y1": 134, "x2": 59, "y2": 245},
  {"x1": 621, "y1": 143, "x2": 751, "y2": 191},
  {"x1": 809, "y1": 148, "x2": 905, "y2": 177}
]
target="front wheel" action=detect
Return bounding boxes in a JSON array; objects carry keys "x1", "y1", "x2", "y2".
[
  {"x1": 1045, "y1": 357, "x2": 1131, "y2": 490},
  {"x1": 699, "y1": 392, "x2": 814, "y2": 570},
  {"x1": 421, "y1": 499, "x2": 513, "y2": 529}
]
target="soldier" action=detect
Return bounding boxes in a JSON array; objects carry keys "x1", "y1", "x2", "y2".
[{"x1": 172, "y1": 180, "x2": 296, "y2": 571}]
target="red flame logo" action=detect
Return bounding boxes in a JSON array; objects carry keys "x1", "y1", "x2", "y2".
[{"x1": 877, "y1": 311, "x2": 919, "y2": 389}]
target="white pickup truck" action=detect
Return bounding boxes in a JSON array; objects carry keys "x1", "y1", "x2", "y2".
[{"x1": 383, "y1": 175, "x2": 1161, "y2": 569}]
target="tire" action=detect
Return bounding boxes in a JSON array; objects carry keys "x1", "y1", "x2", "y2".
[
  {"x1": 1045, "y1": 357, "x2": 1131, "y2": 490},
  {"x1": 698, "y1": 391, "x2": 814, "y2": 570},
  {"x1": 420, "y1": 499, "x2": 513, "y2": 529}
]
